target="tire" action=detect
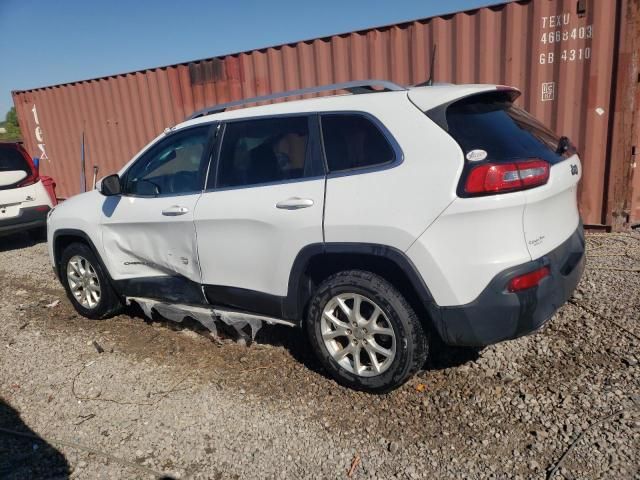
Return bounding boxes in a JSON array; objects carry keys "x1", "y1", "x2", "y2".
[
  {"x1": 59, "y1": 242, "x2": 122, "y2": 319},
  {"x1": 306, "y1": 270, "x2": 428, "y2": 393}
]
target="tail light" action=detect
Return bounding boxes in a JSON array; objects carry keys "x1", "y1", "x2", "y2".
[
  {"x1": 507, "y1": 266, "x2": 550, "y2": 292},
  {"x1": 464, "y1": 159, "x2": 549, "y2": 195}
]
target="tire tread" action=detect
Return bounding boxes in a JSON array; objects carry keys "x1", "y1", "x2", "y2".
[{"x1": 306, "y1": 269, "x2": 428, "y2": 393}]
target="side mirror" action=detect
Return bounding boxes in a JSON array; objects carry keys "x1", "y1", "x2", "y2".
[{"x1": 100, "y1": 174, "x2": 122, "y2": 196}]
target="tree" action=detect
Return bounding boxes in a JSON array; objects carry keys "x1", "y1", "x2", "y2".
[{"x1": 0, "y1": 107, "x2": 22, "y2": 141}]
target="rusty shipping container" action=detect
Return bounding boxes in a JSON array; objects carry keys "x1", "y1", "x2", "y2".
[{"x1": 12, "y1": 0, "x2": 640, "y2": 228}]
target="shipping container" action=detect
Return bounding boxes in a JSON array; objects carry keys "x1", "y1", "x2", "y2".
[{"x1": 11, "y1": 0, "x2": 640, "y2": 228}]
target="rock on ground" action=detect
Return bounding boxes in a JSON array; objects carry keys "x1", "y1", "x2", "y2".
[{"x1": 0, "y1": 231, "x2": 638, "y2": 479}]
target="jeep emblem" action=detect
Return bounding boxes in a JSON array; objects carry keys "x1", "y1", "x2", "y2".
[{"x1": 570, "y1": 164, "x2": 578, "y2": 176}]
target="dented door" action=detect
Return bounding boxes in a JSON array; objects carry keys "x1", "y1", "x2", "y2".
[{"x1": 101, "y1": 124, "x2": 214, "y2": 283}]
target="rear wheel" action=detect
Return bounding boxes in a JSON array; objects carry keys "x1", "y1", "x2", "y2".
[
  {"x1": 306, "y1": 270, "x2": 428, "y2": 393},
  {"x1": 60, "y1": 242, "x2": 122, "y2": 319}
]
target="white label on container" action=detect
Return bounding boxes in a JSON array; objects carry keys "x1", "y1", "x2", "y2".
[
  {"x1": 466, "y1": 149, "x2": 488, "y2": 162},
  {"x1": 542, "y1": 82, "x2": 555, "y2": 101}
]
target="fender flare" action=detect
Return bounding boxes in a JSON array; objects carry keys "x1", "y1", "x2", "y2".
[
  {"x1": 283, "y1": 242, "x2": 439, "y2": 322},
  {"x1": 52, "y1": 229, "x2": 115, "y2": 287}
]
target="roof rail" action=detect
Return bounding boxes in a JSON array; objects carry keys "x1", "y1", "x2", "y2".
[{"x1": 187, "y1": 80, "x2": 406, "y2": 120}]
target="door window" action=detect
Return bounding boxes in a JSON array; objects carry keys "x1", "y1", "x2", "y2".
[
  {"x1": 124, "y1": 125, "x2": 211, "y2": 196},
  {"x1": 214, "y1": 116, "x2": 313, "y2": 188},
  {"x1": 320, "y1": 114, "x2": 395, "y2": 172}
]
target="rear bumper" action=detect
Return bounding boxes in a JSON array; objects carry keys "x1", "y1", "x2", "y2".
[
  {"x1": 433, "y1": 224, "x2": 585, "y2": 347},
  {"x1": 0, "y1": 205, "x2": 49, "y2": 236}
]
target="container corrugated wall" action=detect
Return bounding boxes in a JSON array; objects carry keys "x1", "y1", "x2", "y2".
[{"x1": 12, "y1": 0, "x2": 638, "y2": 227}]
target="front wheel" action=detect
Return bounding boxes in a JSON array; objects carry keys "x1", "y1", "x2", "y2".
[
  {"x1": 306, "y1": 270, "x2": 428, "y2": 393},
  {"x1": 59, "y1": 242, "x2": 122, "y2": 319}
]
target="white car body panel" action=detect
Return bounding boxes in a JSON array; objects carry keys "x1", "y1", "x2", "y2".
[
  {"x1": 322, "y1": 95, "x2": 461, "y2": 251},
  {"x1": 1, "y1": 180, "x2": 53, "y2": 224},
  {"x1": 1, "y1": 180, "x2": 53, "y2": 214},
  {"x1": 194, "y1": 179, "x2": 324, "y2": 296},
  {"x1": 407, "y1": 84, "x2": 500, "y2": 111},
  {"x1": 0, "y1": 170, "x2": 28, "y2": 186},
  {"x1": 523, "y1": 155, "x2": 582, "y2": 259},
  {"x1": 407, "y1": 191, "x2": 532, "y2": 306},
  {"x1": 46, "y1": 190, "x2": 104, "y2": 269},
  {"x1": 101, "y1": 193, "x2": 202, "y2": 281}
]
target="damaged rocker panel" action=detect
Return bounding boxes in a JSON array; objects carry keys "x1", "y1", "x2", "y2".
[
  {"x1": 126, "y1": 296, "x2": 296, "y2": 342},
  {"x1": 114, "y1": 275, "x2": 207, "y2": 304}
]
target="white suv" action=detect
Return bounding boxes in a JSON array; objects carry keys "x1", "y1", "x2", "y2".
[{"x1": 47, "y1": 81, "x2": 585, "y2": 392}]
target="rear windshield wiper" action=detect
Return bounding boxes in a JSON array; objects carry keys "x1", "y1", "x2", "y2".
[{"x1": 556, "y1": 136, "x2": 573, "y2": 155}]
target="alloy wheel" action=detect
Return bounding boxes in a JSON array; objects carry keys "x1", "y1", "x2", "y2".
[
  {"x1": 321, "y1": 293, "x2": 397, "y2": 377},
  {"x1": 66, "y1": 255, "x2": 101, "y2": 309}
]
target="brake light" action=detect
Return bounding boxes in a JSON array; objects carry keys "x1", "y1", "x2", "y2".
[
  {"x1": 464, "y1": 159, "x2": 549, "y2": 195},
  {"x1": 507, "y1": 266, "x2": 550, "y2": 292}
]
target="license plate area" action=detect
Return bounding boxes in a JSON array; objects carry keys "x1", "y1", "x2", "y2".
[{"x1": 0, "y1": 203, "x2": 21, "y2": 219}]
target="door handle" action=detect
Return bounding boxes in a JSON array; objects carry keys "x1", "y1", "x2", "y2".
[
  {"x1": 276, "y1": 197, "x2": 314, "y2": 210},
  {"x1": 162, "y1": 205, "x2": 189, "y2": 216}
]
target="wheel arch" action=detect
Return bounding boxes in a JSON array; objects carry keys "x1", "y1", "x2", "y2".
[
  {"x1": 52, "y1": 229, "x2": 113, "y2": 286},
  {"x1": 285, "y1": 243, "x2": 440, "y2": 332}
]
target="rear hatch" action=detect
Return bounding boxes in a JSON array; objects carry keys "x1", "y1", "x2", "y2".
[
  {"x1": 0, "y1": 143, "x2": 39, "y2": 221},
  {"x1": 413, "y1": 87, "x2": 581, "y2": 259}
]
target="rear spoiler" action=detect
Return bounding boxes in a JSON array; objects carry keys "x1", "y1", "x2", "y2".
[
  {"x1": 421, "y1": 87, "x2": 521, "y2": 131},
  {"x1": 424, "y1": 85, "x2": 521, "y2": 132}
]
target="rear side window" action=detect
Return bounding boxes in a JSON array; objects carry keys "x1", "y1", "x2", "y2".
[
  {"x1": 215, "y1": 116, "x2": 312, "y2": 188},
  {"x1": 445, "y1": 93, "x2": 569, "y2": 165},
  {"x1": 321, "y1": 114, "x2": 394, "y2": 172},
  {"x1": 0, "y1": 145, "x2": 30, "y2": 173}
]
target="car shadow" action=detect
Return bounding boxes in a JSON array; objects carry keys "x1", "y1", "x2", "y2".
[
  {"x1": 252, "y1": 323, "x2": 482, "y2": 377},
  {"x1": 426, "y1": 336, "x2": 482, "y2": 370},
  {"x1": 0, "y1": 231, "x2": 47, "y2": 253},
  {"x1": 123, "y1": 303, "x2": 480, "y2": 383},
  {"x1": 0, "y1": 398, "x2": 70, "y2": 479},
  {"x1": 122, "y1": 302, "x2": 327, "y2": 376},
  {"x1": 253, "y1": 325, "x2": 481, "y2": 380}
]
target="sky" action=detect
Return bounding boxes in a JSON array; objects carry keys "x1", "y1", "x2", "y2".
[{"x1": 0, "y1": 0, "x2": 508, "y2": 117}]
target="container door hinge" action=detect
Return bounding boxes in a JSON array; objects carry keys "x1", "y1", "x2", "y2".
[{"x1": 577, "y1": 0, "x2": 587, "y2": 17}]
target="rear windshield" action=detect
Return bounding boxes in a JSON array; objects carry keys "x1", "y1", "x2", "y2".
[
  {"x1": 0, "y1": 145, "x2": 30, "y2": 173},
  {"x1": 445, "y1": 93, "x2": 569, "y2": 165}
]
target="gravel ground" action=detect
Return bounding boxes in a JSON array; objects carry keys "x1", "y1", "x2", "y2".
[{"x1": 0, "y1": 231, "x2": 638, "y2": 479}]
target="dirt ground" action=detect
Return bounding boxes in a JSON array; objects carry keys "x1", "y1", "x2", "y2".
[{"x1": 0, "y1": 231, "x2": 638, "y2": 479}]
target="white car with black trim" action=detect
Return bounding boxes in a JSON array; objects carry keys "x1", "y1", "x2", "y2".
[
  {"x1": 1, "y1": 142, "x2": 55, "y2": 239},
  {"x1": 47, "y1": 80, "x2": 585, "y2": 392}
]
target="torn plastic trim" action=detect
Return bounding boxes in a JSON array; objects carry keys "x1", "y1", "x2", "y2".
[{"x1": 125, "y1": 296, "x2": 296, "y2": 342}]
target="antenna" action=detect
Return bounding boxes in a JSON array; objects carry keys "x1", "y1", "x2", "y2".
[
  {"x1": 426, "y1": 44, "x2": 437, "y2": 86},
  {"x1": 414, "y1": 44, "x2": 437, "y2": 87}
]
